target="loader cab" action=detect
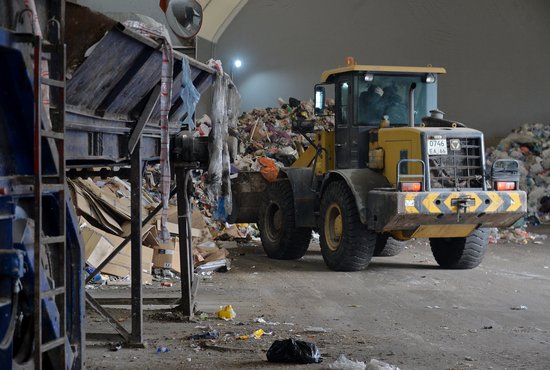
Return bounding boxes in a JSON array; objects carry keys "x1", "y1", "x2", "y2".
[{"x1": 316, "y1": 64, "x2": 445, "y2": 169}]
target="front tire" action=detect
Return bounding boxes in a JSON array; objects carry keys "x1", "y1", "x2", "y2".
[
  {"x1": 258, "y1": 180, "x2": 312, "y2": 260},
  {"x1": 374, "y1": 234, "x2": 407, "y2": 257},
  {"x1": 429, "y1": 228, "x2": 489, "y2": 269},
  {"x1": 319, "y1": 181, "x2": 376, "y2": 271}
]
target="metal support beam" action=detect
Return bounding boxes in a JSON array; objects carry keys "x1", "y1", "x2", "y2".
[
  {"x1": 175, "y1": 166, "x2": 194, "y2": 316},
  {"x1": 127, "y1": 84, "x2": 160, "y2": 155},
  {"x1": 85, "y1": 293, "x2": 130, "y2": 341},
  {"x1": 130, "y1": 138, "x2": 143, "y2": 345}
]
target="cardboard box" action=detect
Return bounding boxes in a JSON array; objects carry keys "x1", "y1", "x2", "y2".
[
  {"x1": 153, "y1": 239, "x2": 176, "y2": 269},
  {"x1": 81, "y1": 223, "x2": 153, "y2": 283}
]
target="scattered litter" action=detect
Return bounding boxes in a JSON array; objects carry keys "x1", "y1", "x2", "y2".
[
  {"x1": 266, "y1": 338, "x2": 322, "y2": 364},
  {"x1": 483, "y1": 325, "x2": 493, "y2": 330},
  {"x1": 328, "y1": 354, "x2": 366, "y2": 370},
  {"x1": 303, "y1": 326, "x2": 328, "y2": 333},
  {"x1": 84, "y1": 267, "x2": 107, "y2": 284},
  {"x1": 160, "y1": 282, "x2": 173, "y2": 287},
  {"x1": 216, "y1": 305, "x2": 236, "y2": 320},
  {"x1": 491, "y1": 227, "x2": 548, "y2": 245},
  {"x1": 465, "y1": 356, "x2": 474, "y2": 361},
  {"x1": 189, "y1": 330, "x2": 220, "y2": 340},
  {"x1": 254, "y1": 317, "x2": 280, "y2": 325},
  {"x1": 253, "y1": 329, "x2": 265, "y2": 339},
  {"x1": 366, "y1": 359, "x2": 401, "y2": 370},
  {"x1": 156, "y1": 347, "x2": 170, "y2": 353},
  {"x1": 109, "y1": 342, "x2": 122, "y2": 352},
  {"x1": 511, "y1": 305, "x2": 528, "y2": 310}
]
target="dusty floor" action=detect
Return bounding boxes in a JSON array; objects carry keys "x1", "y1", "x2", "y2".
[{"x1": 86, "y1": 235, "x2": 550, "y2": 370}]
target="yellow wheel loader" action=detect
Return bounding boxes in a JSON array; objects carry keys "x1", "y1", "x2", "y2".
[{"x1": 230, "y1": 60, "x2": 526, "y2": 271}]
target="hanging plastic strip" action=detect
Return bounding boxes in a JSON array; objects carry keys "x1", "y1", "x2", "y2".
[
  {"x1": 180, "y1": 57, "x2": 201, "y2": 130},
  {"x1": 123, "y1": 21, "x2": 173, "y2": 242}
]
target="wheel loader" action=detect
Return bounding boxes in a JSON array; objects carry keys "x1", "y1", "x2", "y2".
[{"x1": 230, "y1": 59, "x2": 526, "y2": 271}]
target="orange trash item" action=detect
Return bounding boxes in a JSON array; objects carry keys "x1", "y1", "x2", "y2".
[{"x1": 257, "y1": 157, "x2": 279, "y2": 182}]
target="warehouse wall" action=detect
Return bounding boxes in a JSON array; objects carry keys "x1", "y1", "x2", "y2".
[{"x1": 216, "y1": 0, "x2": 550, "y2": 141}]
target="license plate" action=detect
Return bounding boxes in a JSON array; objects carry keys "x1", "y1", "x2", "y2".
[{"x1": 428, "y1": 139, "x2": 447, "y2": 155}]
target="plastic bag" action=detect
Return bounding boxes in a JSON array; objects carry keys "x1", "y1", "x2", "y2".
[
  {"x1": 329, "y1": 354, "x2": 366, "y2": 370},
  {"x1": 216, "y1": 304, "x2": 236, "y2": 320},
  {"x1": 266, "y1": 338, "x2": 322, "y2": 364},
  {"x1": 257, "y1": 157, "x2": 279, "y2": 182}
]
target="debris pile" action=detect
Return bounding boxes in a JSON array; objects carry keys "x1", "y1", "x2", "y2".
[
  {"x1": 70, "y1": 173, "x2": 230, "y2": 285},
  {"x1": 486, "y1": 123, "x2": 550, "y2": 223},
  {"x1": 488, "y1": 227, "x2": 547, "y2": 245},
  {"x1": 232, "y1": 98, "x2": 334, "y2": 171}
]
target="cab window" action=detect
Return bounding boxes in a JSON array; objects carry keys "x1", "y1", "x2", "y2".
[{"x1": 357, "y1": 75, "x2": 433, "y2": 126}]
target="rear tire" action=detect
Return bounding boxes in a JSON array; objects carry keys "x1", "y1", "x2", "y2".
[
  {"x1": 430, "y1": 228, "x2": 489, "y2": 269},
  {"x1": 319, "y1": 181, "x2": 376, "y2": 271},
  {"x1": 374, "y1": 234, "x2": 406, "y2": 257},
  {"x1": 258, "y1": 180, "x2": 312, "y2": 260}
]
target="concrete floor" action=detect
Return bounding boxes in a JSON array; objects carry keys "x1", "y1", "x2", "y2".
[{"x1": 86, "y1": 236, "x2": 550, "y2": 370}]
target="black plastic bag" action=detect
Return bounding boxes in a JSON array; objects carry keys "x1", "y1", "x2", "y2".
[{"x1": 266, "y1": 338, "x2": 322, "y2": 364}]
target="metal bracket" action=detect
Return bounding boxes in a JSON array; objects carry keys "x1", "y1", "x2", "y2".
[{"x1": 451, "y1": 197, "x2": 475, "y2": 222}]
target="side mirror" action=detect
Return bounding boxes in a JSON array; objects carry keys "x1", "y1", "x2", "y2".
[{"x1": 314, "y1": 85, "x2": 325, "y2": 115}]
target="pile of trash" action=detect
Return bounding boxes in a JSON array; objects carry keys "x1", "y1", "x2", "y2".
[
  {"x1": 488, "y1": 227, "x2": 547, "y2": 245},
  {"x1": 189, "y1": 97, "x2": 335, "y2": 237},
  {"x1": 70, "y1": 170, "x2": 231, "y2": 286},
  {"x1": 486, "y1": 123, "x2": 550, "y2": 224},
  {"x1": 230, "y1": 97, "x2": 334, "y2": 171}
]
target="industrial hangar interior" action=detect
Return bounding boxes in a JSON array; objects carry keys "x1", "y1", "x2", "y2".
[{"x1": 0, "y1": 1, "x2": 549, "y2": 369}]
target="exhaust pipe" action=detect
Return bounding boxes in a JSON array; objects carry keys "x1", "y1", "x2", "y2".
[{"x1": 408, "y1": 83, "x2": 417, "y2": 127}]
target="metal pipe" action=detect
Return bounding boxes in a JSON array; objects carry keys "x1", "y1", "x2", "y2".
[{"x1": 408, "y1": 83, "x2": 417, "y2": 127}]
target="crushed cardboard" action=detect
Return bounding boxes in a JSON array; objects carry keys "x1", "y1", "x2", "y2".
[
  {"x1": 80, "y1": 220, "x2": 153, "y2": 284},
  {"x1": 71, "y1": 173, "x2": 227, "y2": 281}
]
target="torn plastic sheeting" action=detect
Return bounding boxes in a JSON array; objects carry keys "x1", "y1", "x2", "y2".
[
  {"x1": 366, "y1": 359, "x2": 401, "y2": 370},
  {"x1": 329, "y1": 354, "x2": 366, "y2": 370},
  {"x1": 205, "y1": 60, "x2": 234, "y2": 221},
  {"x1": 180, "y1": 57, "x2": 200, "y2": 129}
]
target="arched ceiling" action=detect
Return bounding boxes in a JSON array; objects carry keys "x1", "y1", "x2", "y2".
[{"x1": 197, "y1": 0, "x2": 248, "y2": 43}]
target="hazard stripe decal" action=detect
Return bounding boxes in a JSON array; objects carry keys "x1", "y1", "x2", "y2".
[{"x1": 401, "y1": 191, "x2": 526, "y2": 214}]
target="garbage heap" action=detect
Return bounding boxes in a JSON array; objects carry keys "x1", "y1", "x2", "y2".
[
  {"x1": 486, "y1": 123, "x2": 550, "y2": 224},
  {"x1": 192, "y1": 97, "x2": 334, "y2": 238},
  {"x1": 70, "y1": 167, "x2": 231, "y2": 286},
  {"x1": 228, "y1": 97, "x2": 334, "y2": 171}
]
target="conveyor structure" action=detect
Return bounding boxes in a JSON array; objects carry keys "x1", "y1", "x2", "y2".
[{"x1": 0, "y1": 2, "x2": 221, "y2": 369}]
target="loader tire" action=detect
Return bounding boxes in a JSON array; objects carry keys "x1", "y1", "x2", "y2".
[
  {"x1": 429, "y1": 228, "x2": 489, "y2": 269},
  {"x1": 320, "y1": 181, "x2": 376, "y2": 271},
  {"x1": 374, "y1": 234, "x2": 406, "y2": 257},
  {"x1": 258, "y1": 180, "x2": 312, "y2": 260}
]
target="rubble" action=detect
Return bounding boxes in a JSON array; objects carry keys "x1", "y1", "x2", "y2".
[{"x1": 486, "y1": 123, "x2": 550, "y2": 223}]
